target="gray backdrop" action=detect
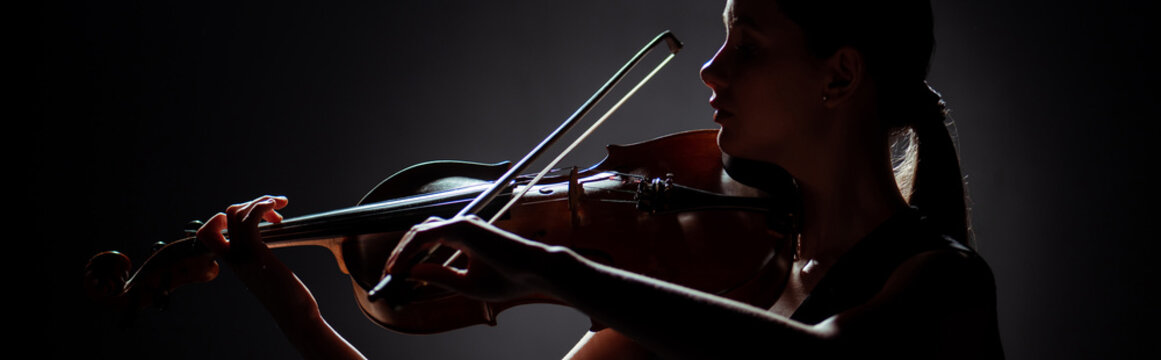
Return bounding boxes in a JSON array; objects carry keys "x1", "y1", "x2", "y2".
[{"x1": 40, "y1": 1, "x2": 1156, "y2": 358}]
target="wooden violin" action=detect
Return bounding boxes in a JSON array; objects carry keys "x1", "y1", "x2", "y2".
[
  {"x1": 84, "y1": 129, "x2": 800, "y2": 333},
  {"x1": 83, "y1": 31, "x2": 802, "y2": 335}
]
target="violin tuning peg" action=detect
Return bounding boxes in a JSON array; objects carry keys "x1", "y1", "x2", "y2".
[{"x1": 184, "y1": 220, "x2": 204, "y2": 235}]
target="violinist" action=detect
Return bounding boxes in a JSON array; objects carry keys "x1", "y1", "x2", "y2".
[{"x1": 195, "y1": 0, "x2": 1004, "y2": 358}]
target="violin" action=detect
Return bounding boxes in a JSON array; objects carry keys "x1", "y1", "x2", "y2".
[{"x1": 83, "y1": 31, "x2": 802, "y2": 335}]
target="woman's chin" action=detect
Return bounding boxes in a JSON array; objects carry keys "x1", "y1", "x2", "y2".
[
  {"x1": 715, "y1": 126, "x2": 746, "y2": 157},
  {"x1": 716, "y1": 127, "x2": 786, "y2": 165}
]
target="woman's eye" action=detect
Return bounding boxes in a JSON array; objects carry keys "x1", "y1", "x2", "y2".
[{"x1": 734, "y1": 42, "x2": 757, "y2": 56}]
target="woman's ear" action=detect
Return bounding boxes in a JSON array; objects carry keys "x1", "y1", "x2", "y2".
[{"x1": 820, "y1": 46, "x2": 865, "y2": 108}]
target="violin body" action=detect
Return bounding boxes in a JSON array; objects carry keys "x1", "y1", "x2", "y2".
[
  {"x1": 85, "y1": 129, "x2": 799, "y2": 335},
  {"x1": 351, "y1": 129, "x2": 797, "y2": 333}
]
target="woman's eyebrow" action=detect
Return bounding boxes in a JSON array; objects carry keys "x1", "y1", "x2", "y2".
[{"x1": 723, "y1": 12, "x2": 761, "y2": 32}]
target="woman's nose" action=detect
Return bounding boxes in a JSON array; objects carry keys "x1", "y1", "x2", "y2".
[{"x1": 700, "y1": 48, "x2": 727, "y2": 91}]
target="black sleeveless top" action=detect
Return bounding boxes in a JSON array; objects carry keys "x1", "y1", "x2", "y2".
[{"x1": 789, "y1": 207, "x2": 974, "y2": 325}]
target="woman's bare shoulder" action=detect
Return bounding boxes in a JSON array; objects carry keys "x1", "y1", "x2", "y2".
[
  {"x1": 894, "y1": 246, "x2": 997, "y2": 302},
  {"x1": 826, "y1": 246, "x2": 1004, "y2": 358}
]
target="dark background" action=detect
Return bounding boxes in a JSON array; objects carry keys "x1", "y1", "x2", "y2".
[{"x1": 38, "y1": 0, "x2": 1156, "y2": 359}]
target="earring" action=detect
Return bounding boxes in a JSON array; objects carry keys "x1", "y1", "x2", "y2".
[{"x1": 822, "y1": 95, "x2": 829, "y2": 102}]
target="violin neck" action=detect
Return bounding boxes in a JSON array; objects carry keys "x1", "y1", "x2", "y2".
[{"x1": 256, "y1": 183, "x2": 497, "y2": 249}]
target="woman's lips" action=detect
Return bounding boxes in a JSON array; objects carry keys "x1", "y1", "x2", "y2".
[
  {"x1": 713, "y1": 109, "x2": 734, "y2": 124},
  {"x1": 709, "y1": 98, "x2": 732, "y2": 124}
]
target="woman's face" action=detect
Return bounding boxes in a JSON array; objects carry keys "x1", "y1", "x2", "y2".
[{"x1": 701, "y1": 0, "x2": 829, "y2": 166}]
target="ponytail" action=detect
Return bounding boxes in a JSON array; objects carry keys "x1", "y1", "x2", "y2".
[
  {"x1": 776, "y1": 0, "x2": 972, "y2": 247},
  {"x1": 892, "y1": 83, "x2": 973, "y2": 247}
]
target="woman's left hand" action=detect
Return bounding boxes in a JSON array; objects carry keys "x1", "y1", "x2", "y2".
[{"x1": 385, "y1": 215, "x2": 572, "y2": 302}]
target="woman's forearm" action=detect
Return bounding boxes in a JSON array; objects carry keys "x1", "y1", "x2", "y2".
[
  {"x1": 283, "y1": 310, "x2": 367, "y2": 360},
  {"x1": 540, "y1": 249, "x2": 831, "y2": 359},
  {"x1": 234, "y1": 256, "x2": 367, "y2": 360}
]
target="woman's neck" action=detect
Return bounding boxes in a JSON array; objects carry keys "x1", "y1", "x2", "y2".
[{"x1": 792, "y1": 146, "x2": 908, "y2": 266}]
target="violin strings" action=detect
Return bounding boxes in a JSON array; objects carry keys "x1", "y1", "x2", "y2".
[
  {"x1": 601, "y1": 188, "x2": 640, "y2": 195},
  {"x1": 593, "y1": 199, "x2": 638, "y2": 205},
  {"x1": 432, "y1": 54, "x2": 678, "y2": 270},
  {"x1": 488, "y1": 53, "x2": 678, "y2": 225},
  {"x1": 367, "y1": 31, "x2": 682, "y2": 300}
]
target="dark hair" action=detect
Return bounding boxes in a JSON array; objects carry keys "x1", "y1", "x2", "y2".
[{"x1": 777, "y1": 0, "x2": 973, "y2": 247}]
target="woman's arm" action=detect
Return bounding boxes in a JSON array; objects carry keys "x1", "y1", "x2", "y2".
[
  {"x1": 197, "y1": 196, "x2": 367, "y2": 360},
  {"x1": 562, "y1": 245, "x2": 1001, "y2": 359},
  {"x1": 391, "y1": 216, "x2": 1001, "y2": 359},
  {"x1": 542, "y1": 246, "x2": 828, "y2": 359}
]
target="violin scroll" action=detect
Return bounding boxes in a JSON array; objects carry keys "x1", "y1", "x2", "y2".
[
  {"x1": 84, "y1": 238, "x2": 221, "y2": 321},
  {"x1": 84, "y1": 251, "x2": 132, "y2": 302}
]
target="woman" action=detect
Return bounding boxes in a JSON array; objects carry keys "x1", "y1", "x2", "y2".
[{"x1": 197, "y1": 0, "x2": 1004, "y2": 358}]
